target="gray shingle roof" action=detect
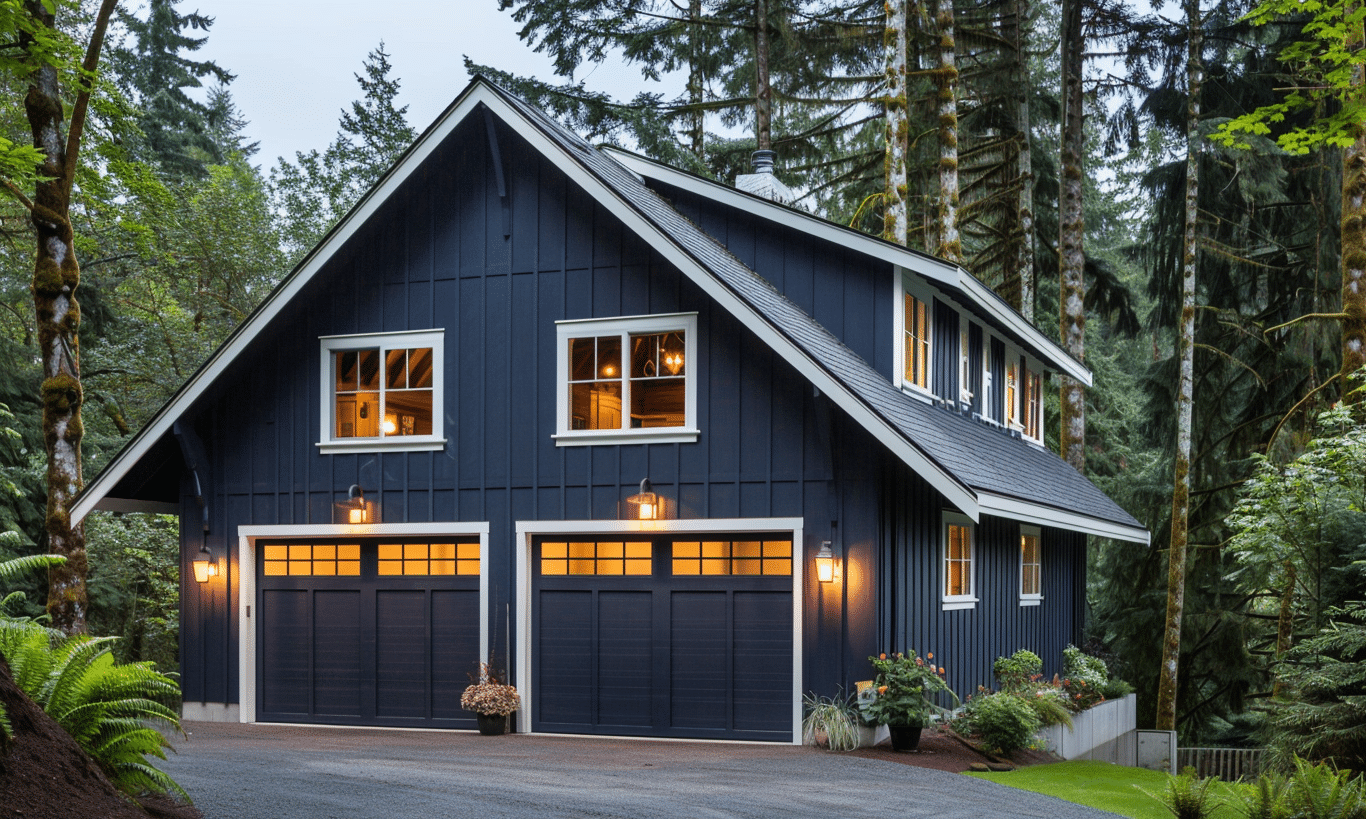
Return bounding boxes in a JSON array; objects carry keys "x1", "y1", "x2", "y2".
[{"x1": 490, "y1": 82, "x2": 1143, "y2": 532}]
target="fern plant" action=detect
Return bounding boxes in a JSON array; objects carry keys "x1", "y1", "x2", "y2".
[
  {"x1": 0, "y1": 620, "x2": 189, "y2": 801},
  {"x1": 1148, "y1": 767, "x2": 1222, "y2": 819},
  {"x1": 1286, "y1": 756, "x2": 1365, "y2": 819},
  {"x1": 0, "y1": 545, "x2": 65, "y2": 750}
]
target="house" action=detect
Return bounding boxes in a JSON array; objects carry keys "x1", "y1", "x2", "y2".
[{"x1": 73, "y1": 77, "x2": 1147, "y2": 742}]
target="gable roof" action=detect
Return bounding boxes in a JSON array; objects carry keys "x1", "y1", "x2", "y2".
[{"x1": 71, "y1": 77, "x2": 1146, "y2": 544}]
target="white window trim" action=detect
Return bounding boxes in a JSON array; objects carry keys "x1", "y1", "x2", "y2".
[
  {"x1": 553, "y1": 312, "x2": 699, "y2": 446},
  {"x1": 1020, "y1": 354, "x2": 1045, "y2": 446},
  {"x1": 959, "y1": 327, "x2": 973, "y2": 407},
  {"x1": 1019, "y1": 524, "x2": 1043, "y2": 606},
  {"x1": 317, "y1": 329, "x2": 446, "y2": 454},
  {"x1": 895, "y1": 271, "x2": 936, "y2": 400},
  {"x1": 942, "y1": 511, "x2": 978, "y2": 610}
]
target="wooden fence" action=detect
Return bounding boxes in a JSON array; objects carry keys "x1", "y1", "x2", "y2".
[{"x1": 1176, "y1": 747, "x2": 1266, "y2": 780}]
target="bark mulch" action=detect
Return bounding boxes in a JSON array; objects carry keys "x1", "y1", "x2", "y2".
[
  {"x1": 849, "y1": 727, "x2": 1058, "y2": 773},
  {"x1": 0, "y1": 656, "x2": 201, "y2": 819}
]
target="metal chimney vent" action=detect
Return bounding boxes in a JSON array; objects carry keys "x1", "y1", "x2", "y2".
[{"x1": 736, "y1": 150, "x2": 795, "y2": 206}]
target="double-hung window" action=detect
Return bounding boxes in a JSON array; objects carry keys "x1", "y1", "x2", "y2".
[
  {"x1": 318, "y1": 329, "x2": 445, "y2": 453},
  {"x1": 942, "y1": 513, "x2": 977, "y2": 610},
  {"x1": 1006, "y1": 357, "x2": 1045, "y2": 443},
  {"x1": 903, "y1": 291, "x2": 931, "y2": 391},
  {"x1": 1020, "y1": 525, "x2": 1042, "y2": 605},
  {"x1": 554, "y1": 313, "x2": 699, "y2": 446}
]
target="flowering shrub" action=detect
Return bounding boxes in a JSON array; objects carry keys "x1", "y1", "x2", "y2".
[
  {"x1": 1062, "y1": 645, "x2": 1109, "y2": 711},
  {"x1": 862, "y1": 650, "x2": 957, "y2": 726},
  {"x1": 993, "y1": 650, "x2": 1043, "y2": 693},
  {"x1": 461, "y1": 663, "x2": 521, "y2": 716}
]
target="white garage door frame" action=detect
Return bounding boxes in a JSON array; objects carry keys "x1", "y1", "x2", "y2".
[
  {"x1": 514, "y1": 517, "x2": 804, "y2": 743},
  {"x1": 237, "y1": 521, "x2": 491, "y2": 724}
]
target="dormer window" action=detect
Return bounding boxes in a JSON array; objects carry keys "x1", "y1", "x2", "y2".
[
  {"x1": 1007, "y1": 357, "x2": 1044, "y2": 443},
  {"x1": 959, "y1": 329, "x2": 972, "y2": 405},
  {"x1": 903, "y1": 290, "x2": 931, "y2": 391}
]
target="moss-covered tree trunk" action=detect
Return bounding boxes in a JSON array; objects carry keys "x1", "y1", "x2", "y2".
[
  {"x1": 1156, "y1": 0, "x2": 1201, "y2": 733},
  {"x1": 884, "y1": 0, "x2": 908, "y2": 246},
  {"x1": 754, "y1": 0, "x2": 772, "y2": 152},
  {"x1": 1343, "y1": 19, "x2": 1366, "y2": 403},
  {"x1": 931, "y1": 0, "x2": 960, "y2": 263},
  {"x1": 1058, "y1": 0, "x2": 1085, "y2": 470},
  {"x1": 22, "y1": 0, "x2": 118, "y2": 635},
  {"x1": 1010, "y1": 0, "x2": 1035, "y2": 322}
]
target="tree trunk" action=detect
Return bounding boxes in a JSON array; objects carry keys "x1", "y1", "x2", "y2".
[
  {"x1": 884, "y1": 0, "x2": 908, "y2": 246},
  {"x1": 1058, "y1": 0, "x2": 1085, "y2": 470},
  {"x1": 23, "y1": 0, "x2": 119, "y2": 635},
  {"x1": 754, "y1": 0, "x2": 772, "y2": 152},
  {"x1": 1156, "y1": 0, "x2": 1202, "y2": 733},
  {"x1": 1011, "y1": 0, "x2": 1035, "y2": 322},
  {"x1": 931, "y1": 0, "x2": 961, "y2": 263},
  {"x1": 687, "y1": 0, "x2": 705, "y2": 162},
  {"x1": 1271, "y1": 561, "x2": 1297, "y2": 699},
  {"x1": 1343, "y1": 14, "x2": 1366, "y2": 403}
]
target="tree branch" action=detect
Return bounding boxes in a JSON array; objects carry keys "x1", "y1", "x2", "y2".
[{"x1": 62, "y1": 0, "x2": 119, "y2": 200}]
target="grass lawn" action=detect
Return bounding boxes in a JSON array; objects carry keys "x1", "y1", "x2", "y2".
[{"x1": 964, "y1": 760, "x2": 1245, "y2": 819}]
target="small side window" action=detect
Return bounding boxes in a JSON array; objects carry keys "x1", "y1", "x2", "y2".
[
  {"x1": 1020, "y1": 526, "x2": 1042, "y2": 606},
  {"x1": 942, "y1": 512, "x2": 977, "y2": 611}
]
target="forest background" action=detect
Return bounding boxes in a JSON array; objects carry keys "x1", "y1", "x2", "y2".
[{"x1": 1, "y1": 0, "x2": 1363, "y2": 752}]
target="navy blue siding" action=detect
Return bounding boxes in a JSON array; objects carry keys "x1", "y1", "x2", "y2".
[{"x1": 173, "y1": 111, "x2": 1089, "y2": 715}]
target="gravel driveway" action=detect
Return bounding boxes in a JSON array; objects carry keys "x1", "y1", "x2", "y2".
[{"x1": 162, "y1": 722, "x2": 1123, "y2": 819}]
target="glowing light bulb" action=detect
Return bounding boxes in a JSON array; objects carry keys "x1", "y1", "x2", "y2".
[{"x1": 382, "y1": 414, "x2": 398, "y2": 435}]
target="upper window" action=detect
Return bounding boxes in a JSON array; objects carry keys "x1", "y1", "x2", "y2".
[
  {"x1": 1006, "y1": 358, "x2": 1044, "y2": 443},
  {"x1": 959, "y1": 328, "x2": 972, "y2": 406},
  {"x1": 318, "y1": 330, "x2": 445, "y2": 453},
  {"x1": 942, "y1": 513, "x2": 977, "y2": 610},
  {"x1": 903, "y1": 291, "x2": 931, "y2": 391},
  {"x1": 1020, "y1": 526, "x2": 1042, "y2": 605},
  {"x1": 554, "y1": 313, "x2": 699, "y2": 446}
]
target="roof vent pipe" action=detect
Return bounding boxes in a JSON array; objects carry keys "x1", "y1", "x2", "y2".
[{"x1": 735, "y1": 149, "x2": 795, "y2": 206}]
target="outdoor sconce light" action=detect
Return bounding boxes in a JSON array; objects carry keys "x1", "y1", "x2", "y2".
[
  {"x1": 192, "y1": 546, "x2": 218, "y2": 583},
  {"x1": 335, "y1": 484, "x2": 377, "y2": 525},
  {"x1": 815, "y1": 541, "x2": 838, "y2": 583},
  {"x1": 625, "y1": 478, "x2": 658, "y2": 521}
]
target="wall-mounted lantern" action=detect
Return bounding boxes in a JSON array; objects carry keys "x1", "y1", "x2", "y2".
[
  {"x1": 192, "y1": 545, "x2": 218, "y2": 583},
  {"x1": 625, "y1": 478, "x2": 658, "y2": 520},
  {"x1": 334, "y1": 484, "x2": 378, "y2": 525},
  {"x1": 815, "y1": 540, "x2": 839, "y2": 583}
]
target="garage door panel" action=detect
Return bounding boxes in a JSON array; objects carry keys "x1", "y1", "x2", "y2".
[
  {"x1": 375, "y1": 591, "x2": 428, "y2": 719},
  {"x1": 431, "y1": 590, "x2": 480, "y2": 721},
  {"x1": 731, "y1": 591, "x2": 792, "y2": 731},
  {"x1": 312, "y1": 591, "x2": 363, "y2": 716},
  {"x1": 596, "y1": 591, "x2": 653, "y2": 727},
  {"x1": 261, "y1": 590, "x2": 310, "y2": 715},
  {"x1": 538, "y1": 590, "x2": 593, "y2": 726},
  {"x1": 669, "y1": 591, "x2": 729, "y2": 731}
]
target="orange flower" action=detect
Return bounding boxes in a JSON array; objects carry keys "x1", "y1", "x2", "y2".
[
  {"x1": 927, "y1": 652, "x2": 934, "y2": 660},
  {"x1": 879, "y1": 653, "x2": 887, "y2": 660},
  {"x1": 878, "y1": 685, "x2": 888, "y2": 695},
  {"x1": 915, "y1": 657, "x2": 924, "y2": 666},
  {"x1": 938, "y1": 666, "x2": 945, "y2": 675}
]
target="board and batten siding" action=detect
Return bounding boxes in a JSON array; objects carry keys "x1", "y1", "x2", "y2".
[{"x1": 174, "y1": 113, "x2": 851, "y2": 708}]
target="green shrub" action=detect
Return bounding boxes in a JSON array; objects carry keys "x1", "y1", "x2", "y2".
[
  {"x1": 966, "y1": 691, "x2": 1041, "y2": 755},
  {"x1": 1063, "y1": 644, "x2": 1109, "y2": 687},
  {"x1": 802, "y1": 692, "x2": 861, "y2": 752},
  {"x1": 0, "y1": 620, "x2": 189, "y2": 801},
  {"x1": 1286, "y1": 756, "x2": 1365, "y2": 819},
  {"x1": 1024, "y1": 688, "x2": 1074, "y2": 729},
  {"x1": 1150, "y1": 767, "x2": 1222, "y2": 819},
  {"x1": 993, "y1": 650, "x2": 1043, "y2": 693},
  {"x1": 1230, "y1": 772, "x2": 1291, "y2": 819},
  {"x1": 1100, "y1": 678, "x2": 1135, "y2": 700}
]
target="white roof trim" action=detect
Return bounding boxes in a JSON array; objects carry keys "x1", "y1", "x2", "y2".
[
  {"x1": 977, "y1": 491, "x2": 1149, "y2": 544},
  {"x1": 602, "y1": 147, "x2": 1092, "y2": 387}
]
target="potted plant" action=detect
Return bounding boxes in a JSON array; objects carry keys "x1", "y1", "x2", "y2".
[
  {"x1": 461, "y1": 662, "x2": 520, "y2": 735},
  {"x1": 863, "y1": 651, "x2": 957, "y2": 751}
]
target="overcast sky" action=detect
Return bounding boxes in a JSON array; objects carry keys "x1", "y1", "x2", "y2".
[{"x1": 191, "y1": 1, "x2": 670, "y2": 171}]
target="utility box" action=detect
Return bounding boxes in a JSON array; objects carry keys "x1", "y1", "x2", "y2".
[{"x1": 1136, "y1": 730, "x2": 1177, "y2": 774}]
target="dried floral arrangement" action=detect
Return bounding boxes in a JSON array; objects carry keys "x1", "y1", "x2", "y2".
[{"x1": 461, "y1": 662, "x2": 520, "y2": 716}]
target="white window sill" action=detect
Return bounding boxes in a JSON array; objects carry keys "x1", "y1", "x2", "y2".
[
  {"x1": 553, "y1": 429, "x2": 700, "y2": 447},
  {"x1": 317, "y1": 437, "x2": 447, "y2": 454},
  {"x1": 901, "y1": 382, "x2": 935, "y2": 403},
  {"x1": 941, "y1": 597, "x2": 978, "y2": 611},
  {"x1": 1019, "y1": 597, "x2": 1043, "y2": 607}
]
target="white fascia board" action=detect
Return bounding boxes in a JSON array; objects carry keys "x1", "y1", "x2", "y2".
[
  {"x1": 976, "y1": 491, "x2": 1149, "y2": 544},
  {"x1": 92, "y1": 498, "x2": 179, "y2": 515},
  {"x1": 503, "y1": 105, "x2": 978, "y2": 519},
  {"x1": 70, "y1": 83, "x2": 502, "y2": 527},
  {"x1": 603, "y1": 148, "x2": 1091, "y2": 387}
]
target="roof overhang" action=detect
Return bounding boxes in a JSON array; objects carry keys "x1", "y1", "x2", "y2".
[
  {"x1": 978, "y1": 491, "x2": 1149, "y2": 544},
  {"x1": 602, "y1": 147, "x2": 1092, "y2": 387}
]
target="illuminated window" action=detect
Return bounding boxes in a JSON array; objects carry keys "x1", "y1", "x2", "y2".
[
  {"x1": 540, "y1": 541, "x2": 653, "y2": 576},
  {"x1": 377, "y1": 541, "x2": 479, "y2": 576},
  {"x1": 555, "y1": 314, "x2": 698, "y2": 446},
  {"x1": 1023, "y1": 368, "x2": 1043, "y2": 441},
  {"x1": 1020, "y1": 526, "x2": 1042, "y2": 604},
  {"x1": 903, "y1": 292, "x2": 931, "y2": 390},
  {"x1": 960, "y1": 328, "x2": 972, "y2": 405},
  {"x1": 262, "y1": 543, "x2": 361, "y2": 577},
  {"x1": 319, "y1": 330, "x2": 444, "y2": 453},
  {"x1": 1006, "y1": 360, "x2": 1020, "y2": 429},
  {"x1": 670, "y1": 540, "x2": 792, "y2": 576},
  {"x1": 942, "y1": 514, "x2": 976, "y2": 610}
]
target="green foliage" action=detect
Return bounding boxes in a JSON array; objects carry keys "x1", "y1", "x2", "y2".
[
  {"x1": 1264, "y1": 603, "x2": 1366, "y2": 772},
  {"x1": 863, "y1": 651, "x2": 956, "y2": 726},
  {"x1": 802, "y1": 691, "x2": 861, "y2": 752},
  {"x1": 1283, "y1": 757, "x2": 1365, "y2": 819},
  {"x1": 963, "y1": 691, "x2": 1041, "y2": 755},
  {"x1": 85, "y1": 512, "x2": 179, "y2": 669},
  {"x1": 994, "y1": 649, "x2": 1043, "y2": 693},
  {"x1": 1149, "y1": 767, "x2": 1223, "y2": 819},
  {"x1": 0, "y1": 620, "x2": 189, "y2": 801},
  {"x1": 1230, "y1": 771, "x2": 1291, "y2": 819},
  {"x1": 1101, "y1": 678, "x2": 1136, "y2": 700}
]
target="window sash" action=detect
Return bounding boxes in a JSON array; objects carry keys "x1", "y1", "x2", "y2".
[
  {"x1": 1020, "y1": 533, "x2": 1042, "y2": 598},
  {"x1": 319, "y1": 330, "x2": 444, "y2": 451},
  {"x1": 904, "y1": 292, "x2": 931, "y2": 389},
  {"x1": 944, "y1": 522, "x2": 973, "y2": 599}
]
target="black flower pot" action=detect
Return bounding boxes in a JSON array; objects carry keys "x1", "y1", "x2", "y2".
[
  {"x1": 476, "y1": 712, "x2": 507, "y2": 736},
  {"x1": 888, "y1": 724, "x2": 922, "y2": 752}
]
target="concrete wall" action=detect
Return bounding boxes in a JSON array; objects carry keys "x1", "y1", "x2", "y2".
[{"x1": 1042, "y1": 694, "x2": 1137, "y2": 765}]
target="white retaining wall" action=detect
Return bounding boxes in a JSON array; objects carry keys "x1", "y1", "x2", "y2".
[{"x1": 1041, "y1": 694, "x2": 1137, "y2": 765}]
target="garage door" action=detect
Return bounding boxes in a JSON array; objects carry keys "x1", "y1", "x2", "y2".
[
  {"x1": 532, "y1": 534, "x2": 793, "y2": 741},
  {"x1": 257, "y1": 538, "x2": 480, "y2": 727}
]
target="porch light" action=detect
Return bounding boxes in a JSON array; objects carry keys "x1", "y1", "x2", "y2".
[
  {"x1": 192, "y1": 546, "x2": 218, "y2": 583},
  {"x1": 626, "y1": 478, "x2": 658, "y2": 520},
  {"x1": 815, "y1": 541, "x2": 837, "y2": 583},
  {"x1": 335, "y1": 484, "x2": 376, "y2": 525}
]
